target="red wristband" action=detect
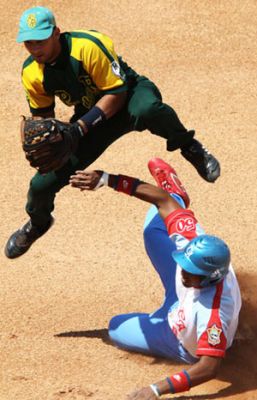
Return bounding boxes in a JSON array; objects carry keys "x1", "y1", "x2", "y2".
[
  {"x1": 167, "y1": 370, "x2": 191, "y2": 393},
  {"x1": 113, "y1": 174, "x2": 140, "y2": 195}
]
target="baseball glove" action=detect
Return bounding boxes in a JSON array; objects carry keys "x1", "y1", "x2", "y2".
[{"x1": 21, "y1": 117, "x2": 84, "y2": 174}]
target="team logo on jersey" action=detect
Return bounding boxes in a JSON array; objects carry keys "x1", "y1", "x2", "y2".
[
  {"x1": 169, "y1": 307, "x2": 186, "y2": 336},
  {"x1": 207, "y1": 324, "x2": 222, "y2": 346},
  {"x1": 27, "y1": 14, "x2": 37, "y2": 29},
  {"x1": 111, "y1": 61, "x2": 124, "y2": 79}
]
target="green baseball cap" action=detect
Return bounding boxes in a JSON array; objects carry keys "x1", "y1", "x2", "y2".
[{"x1": 17, "y1": 6, "x2": 56, "y2": 43}]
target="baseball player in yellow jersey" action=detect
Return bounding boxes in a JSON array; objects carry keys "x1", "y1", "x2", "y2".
[{"x1": 5, "y1": 6, "x2": 220, "y2": 259}]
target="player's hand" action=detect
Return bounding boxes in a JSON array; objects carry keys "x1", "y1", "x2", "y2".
[
  {"x1": 126, "y1": 387, "x2": 158, "y2": 400},
  {"x1": 69, "y1": 170, "x2": 103, "y2": 191}
]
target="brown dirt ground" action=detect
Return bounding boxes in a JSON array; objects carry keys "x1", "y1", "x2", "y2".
[{"x1": 1, "y1": 1, "x2": 257, "y2": 399}]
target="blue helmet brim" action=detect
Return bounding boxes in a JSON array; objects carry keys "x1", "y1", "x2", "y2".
[{"x1": 172, "y1": 249, "x2": 206, "y2": 276}]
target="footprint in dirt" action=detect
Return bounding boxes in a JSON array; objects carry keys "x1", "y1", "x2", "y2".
[{"x1": 51, "y1": 386, "x2": 95, "y2": 399}]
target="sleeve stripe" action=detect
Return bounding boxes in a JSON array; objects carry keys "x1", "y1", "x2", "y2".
[
  {"x1": 196, "y1": 348, "x2": 225, "y2": 357},
  {"x1": 197, "y1": 282, "x2": 227, "y2": 355}
]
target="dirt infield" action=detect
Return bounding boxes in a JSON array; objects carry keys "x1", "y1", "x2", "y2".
[{"x1": 1, "y1": 1, "x2": 257, "y2": 399}]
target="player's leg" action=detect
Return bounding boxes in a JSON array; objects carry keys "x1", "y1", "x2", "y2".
[
  {"x1": 25, "y1": 159, "x2": 78, "y2": 226},
  {"x1": 127, "y1": 76, "x2": 220, "y2": 183},
  {"x1": 143, "y1": 158, "x2": 193, "y2": 317},
  {"x1": 143, "y1": 202, "x2": 181, "y2": 317},
  {"x1": 108, "y1": 311, "x2": 196, "y2": 363},
  {"x1": 5, "y1": 157, "x2": 80, "y2": 259},
  {"x1": 109, "y1": 187, "x2": 180, "y2": 357},
  {"x1": 127, "y1": 76, "x2": 193, "y2": 148}
]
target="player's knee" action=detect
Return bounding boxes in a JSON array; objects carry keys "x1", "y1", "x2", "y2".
[
  {"x1": 29, "y1": 172, "x2": 57, "y2": 194},
  {"x1": 108, "y1": 314, "x2": 131, "y2": 331},
  {"x1": 143, "y1": 223, "x2": 157, "y2": 246},
  {"x1": 132, "y1": 99, "x2": 161, "y2": 121},
  {"x1": 108, "y1": 316, "x2": 118, "y2": 332},
  {"x1": 108, "y1": 316, "x2": 123, "y2": 343}
]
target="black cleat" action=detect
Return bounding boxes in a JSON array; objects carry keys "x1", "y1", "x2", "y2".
[
  {"x1": 5, "y1": 216, "x2": 54, "y2": 259},
  {"x1": 181, "y1": 139, "x2": 220, "y2": 183}
]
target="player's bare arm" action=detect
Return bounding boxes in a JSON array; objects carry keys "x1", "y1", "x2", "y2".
[
  {"x1": 77, "y1": 92, "x2": 127, "y2": 134},
  {"x1": 185, "y1": 355, "x2": 222, "y2": 386},
  {"x1": 96, "y1": 92, "x2": 127, "y2": 118},
  {"x1": 130, "y1": 356, "x2": 221, "y2": 399},
  {"x1": 69, "y1": 169, "x2": 181, "y2": 219}
]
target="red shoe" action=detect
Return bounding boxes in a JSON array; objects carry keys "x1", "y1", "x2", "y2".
[{"x1": 148, "y1": 158, "x2": 190, "y2": 208}]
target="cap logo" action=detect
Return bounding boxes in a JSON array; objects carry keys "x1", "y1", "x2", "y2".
[{"x1": 26, "y1": 14, "x2": 37, "y2": 29}]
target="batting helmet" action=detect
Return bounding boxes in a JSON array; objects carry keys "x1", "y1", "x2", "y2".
[{"x1": 172, "y1": 235, "x2": 230, "y2": 287}]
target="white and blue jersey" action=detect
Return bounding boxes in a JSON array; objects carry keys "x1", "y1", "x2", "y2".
[{"x1": 168, "y1": 266, "x2": 241, "y2": 358}]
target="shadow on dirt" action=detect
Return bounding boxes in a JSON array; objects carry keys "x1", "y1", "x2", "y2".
[{"x1": 55, "y1": 328, "x2": 111, "y2": 345}]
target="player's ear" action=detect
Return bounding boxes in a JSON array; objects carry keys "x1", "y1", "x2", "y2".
[{"x1": 53, "y1": 26, "x2": 61, "y2": 40}]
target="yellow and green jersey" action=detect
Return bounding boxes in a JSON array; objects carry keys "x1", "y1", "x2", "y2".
[{"x1": 21, "y1": 30, "x2": 133, "y2": 116}]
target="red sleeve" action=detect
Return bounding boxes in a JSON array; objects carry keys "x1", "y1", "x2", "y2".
[
  {"x1": 164, "y1": 209, "x2": 198, "y2": 240},
  {"x1": 196, "y1": 282, "x2": 227, "y2": 358}
]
